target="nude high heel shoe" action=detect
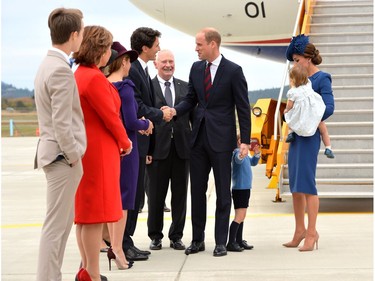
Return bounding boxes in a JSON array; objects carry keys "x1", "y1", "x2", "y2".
[
  {"x1": 107, "y1": 247, "x2": 133, "y2": 270},
  {"x1": 282, "y1": 231, "x2": 306, "y2": 248},
  {"x1": 299, "y1": 232, "x2": 319, "y2": 251}
]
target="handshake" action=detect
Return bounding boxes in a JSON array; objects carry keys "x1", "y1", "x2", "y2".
[
  {"x1": 161, "y1": 106, "x2": 177, "y2": 122},
  {"x1": 137, "y1": 106, "x2": 177, "y2": 136}
]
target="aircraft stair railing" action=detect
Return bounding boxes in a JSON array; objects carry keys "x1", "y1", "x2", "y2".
[{"x1": 266, "y1": 0, "x2": 314, "y2": 201}]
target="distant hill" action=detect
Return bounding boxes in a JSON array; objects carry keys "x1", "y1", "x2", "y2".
[
  {"x1": 1, "y1": 82, "x2": 34, "y2": 98},
  {"x1": 1, "y1": 81, "x2": 288, "y2": 104},
  {"x1": 248, "y1": 86, "x2": 288, "y2": 105}
]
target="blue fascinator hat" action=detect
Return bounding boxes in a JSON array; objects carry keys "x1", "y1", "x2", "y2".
[{"x1": 285, "y1": 34, "x2": 309, "y2": 61}]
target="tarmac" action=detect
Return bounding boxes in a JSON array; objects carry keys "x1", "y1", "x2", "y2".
[{"x1": 1, "y1": 137, "x2": 373, "y2": 281}]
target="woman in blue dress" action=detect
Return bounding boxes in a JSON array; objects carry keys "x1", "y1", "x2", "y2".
[
  {"x1": 283, "y1": 35, "x2": 334, "y2": 251},
  {"x1": 105, "y1": 41, "x2": 153, "y2": 268}
]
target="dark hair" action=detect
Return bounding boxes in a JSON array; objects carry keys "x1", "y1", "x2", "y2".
[
  {"x1": 289, "y1": 65, "x2": 309, "y2": 87},
  {"x1": 73, "y1": 26, "x2": 112, "y2": 66},
  {"x1": 48, "y1": 8, "x2": 83, "y2": 45},
  {"x1": 303, "y1": 43, "x2": 322, "y2": 65},
  {"x1": 204, "y1": 28, "x2": 221, "y2": 47},
  {"x1": 107, "y1": 54, "x2": 130, "y2": 76},
  {"x1": 130, "y1": 27, "x2": 161, "y2": 54}
]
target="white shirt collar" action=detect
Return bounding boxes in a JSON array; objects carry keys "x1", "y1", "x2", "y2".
[
  {"x1": 209, "y1": 54, "x2": 222, "y2": 67},
  {"x1": 137, "y1": 57, "x2": 148, "y2": 71},
  {"x1": 50, "y1": 47, "x2": 71, "y2": 64},
  {"x1": 157, "y1": 75, "x2": 173, "y2": 85}
]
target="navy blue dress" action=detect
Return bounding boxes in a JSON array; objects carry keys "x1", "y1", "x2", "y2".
[
  {"x1": 288, "y1": 71, "x2": 334, "y2": 195},
  {"x1": 114, "y1": 79, "x2": 149, "y2": 210}
]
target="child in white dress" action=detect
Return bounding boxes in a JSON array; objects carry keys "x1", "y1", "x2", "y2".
[{"x1": 284, "y1": 65, "x2": 335, "y2": 158}]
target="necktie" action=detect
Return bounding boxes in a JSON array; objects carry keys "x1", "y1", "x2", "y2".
[
  {"x1": 145, "y1": 66, "x2": 151, "y2": 86},
  {"x1": 69, "y1": 58, "x2": 75, "y2": 68},
  {"x1": 204, "y1": 62, "x2": 212, "y2": 101},
  {"x1": 164, "y1": 81, "x2": 173, "y2": 107}
]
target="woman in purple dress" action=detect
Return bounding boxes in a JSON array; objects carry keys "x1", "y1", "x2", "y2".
[
  {"x1": 105, "y1": 41, "x2": 153, "y2": 269},
  {"x1": 283, "y1": 34, "x2": 334, "y2": 251}
]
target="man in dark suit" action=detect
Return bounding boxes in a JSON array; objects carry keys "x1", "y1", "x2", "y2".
[
  {"x1": 172, "y1": 27, "x2": 251, "y2": 257},
  {"x1": 147, "y1": 49, "x2": 191, "y2": 251},
  {"x1": 123, "y1": 27, "x2": 173, "y2": 261}
]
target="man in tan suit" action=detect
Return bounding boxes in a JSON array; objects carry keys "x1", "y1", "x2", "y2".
[{"x1": 34, "y1": 8, "x2": 86, "y2": 281}]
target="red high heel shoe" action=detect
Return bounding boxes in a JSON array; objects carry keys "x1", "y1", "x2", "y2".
[
  {"x1": 75, "y1": 267, "x2": 108, "y2": 281},
  {"x1": 107, "y1": 247, "x2": 133, "y2": 270},
  {"x1": 76, "y1": 268, "x2": 92, "y2": 281}
]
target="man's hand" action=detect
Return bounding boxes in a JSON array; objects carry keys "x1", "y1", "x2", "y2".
[
  {"x1": 239, "y1": 143, "x2": 249, "y2": 159},
  {"x1": 161, "y1": 106, "x2": 175, "y2": 122}
]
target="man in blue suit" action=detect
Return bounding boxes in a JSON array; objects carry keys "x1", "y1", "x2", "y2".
[{"x1": 172, "y1": 27, "x2": 251, "y2": 257}]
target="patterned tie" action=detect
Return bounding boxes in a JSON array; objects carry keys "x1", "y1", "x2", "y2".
[
  {"x1": 204, "y1": 62, "x2": 212, "y2": 101},
  {"x1": 164, "y1": 81, "x2": 173, "y2": 107}
]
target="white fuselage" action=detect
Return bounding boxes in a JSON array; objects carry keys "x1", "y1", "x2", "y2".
[{"x1": 129, "y1": 0, "x2": 300, "y2": 61}]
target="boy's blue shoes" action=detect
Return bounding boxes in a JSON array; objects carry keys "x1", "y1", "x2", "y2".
[
  {"x1": 285, "y1": 132, "x2": 295, "y2": 143},
  {"x1": 324, "y1": 148, "x2": 335, "y2": 159}
]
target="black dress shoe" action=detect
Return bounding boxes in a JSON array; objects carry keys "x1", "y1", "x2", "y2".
[
  {"x1": 185, "y1": 241, "x2": 205, "y2": 255},
  {"x1": 213, "y1": 244, "x2": 227, "y2": 257},
  {"x1": 150, "y1": 239, "x2": 162, "y2": 250},
  {"x1": 239, "y1": 240, "x2": 254, "y2": 250},
  {"x1": 125, "y1": 247, "x2": 149, "y2": 261},
  {"x1": 163, "y1": 205, "x2": 171, "y2": 212},
  {"x1": 226, "y1": 241, "x2": 244, "y2": 252},
  {"x1": 131, "y1": 245, "x2": 151, "y2": 256},
  {"x1": 170, "y1": 239, "x2": 186, "y2": 250}
]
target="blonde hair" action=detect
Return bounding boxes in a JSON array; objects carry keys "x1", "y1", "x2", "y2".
[{"x1": 289, "y1": 65, "x2": 308, "y2": 87}]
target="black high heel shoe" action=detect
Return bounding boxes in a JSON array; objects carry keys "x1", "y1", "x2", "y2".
[{"x1": 107, "y1": 247, "x2": 133, "y2": 270}]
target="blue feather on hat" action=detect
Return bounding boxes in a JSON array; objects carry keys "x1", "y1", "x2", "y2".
[{"x1": 285, "y1": 34, "x2": 309, "y2": 61}]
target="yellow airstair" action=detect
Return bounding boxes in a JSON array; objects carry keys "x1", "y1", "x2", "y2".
[{"x1": 253, "y1": 0, "x2": 374, "y2": 200}]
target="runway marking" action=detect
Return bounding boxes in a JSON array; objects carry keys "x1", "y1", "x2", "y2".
[{"x1": 2, "y1": 212, "x2": 371, "y2": 229}]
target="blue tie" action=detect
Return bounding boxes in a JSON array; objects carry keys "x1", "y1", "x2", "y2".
[{"x1": 69, "y1": 58, "x2": 75, "y2": 68}]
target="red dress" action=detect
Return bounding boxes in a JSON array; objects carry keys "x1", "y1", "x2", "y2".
[{"x1": 74, "y1": 65, "x2": 131, "y2": 224}]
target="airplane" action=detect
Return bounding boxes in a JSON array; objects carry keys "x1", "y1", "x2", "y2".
[{"x1": 129, "y1": 0, "x2": 300, "y2": 62}]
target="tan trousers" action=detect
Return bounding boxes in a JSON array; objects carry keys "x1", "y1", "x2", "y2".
[{"x1": 36, "y1": 159, "x2": 83, "y2": 281}]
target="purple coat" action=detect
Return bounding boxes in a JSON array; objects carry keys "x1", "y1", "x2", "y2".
[{"x1": 113, "y1": 79, "x2": 149, "y2": 210}]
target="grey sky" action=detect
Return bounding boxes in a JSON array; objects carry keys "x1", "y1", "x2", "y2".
[{"x1": 1, "y1": 0, "x2": 286, "y2": 91}]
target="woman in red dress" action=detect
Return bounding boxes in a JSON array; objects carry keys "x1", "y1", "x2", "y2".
[{"x1": 73, "y1": 25, "x2": 132, "y2": 281}]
